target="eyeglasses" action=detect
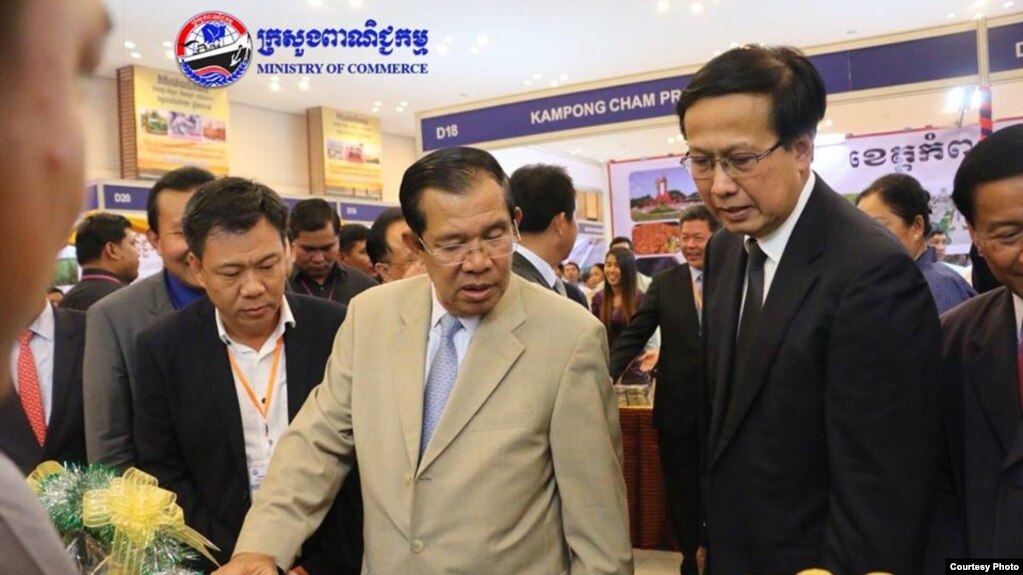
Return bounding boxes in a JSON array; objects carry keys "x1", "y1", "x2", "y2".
[
  {"x1": 417, "y1": 226, "x2": 519, "y2": 266},
  {"x1": 681, "y1": 141, "x2": 782, "y2": 180}
]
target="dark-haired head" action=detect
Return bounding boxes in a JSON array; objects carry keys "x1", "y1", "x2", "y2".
[
  {"x1": 288, "y1": 198, "x2": 340, "y2": 241},
  {"x1": 511, "y1": 164, "x2": 576, "y2": 233},
  {"x1": 182, "y1": 177, "x2": 289, "y2": 260},
  {"x1": 855, "y1": 173, "x2": 932, "y2": 257},
  {"x1": 147, "y1": 166, "x2": 216, "y2": 234},
  {"x1": 74, "y1": 212, "x2": 132, "y2": 265},
  {"x1": 676, "y1": 45, "x2": 826, "y2": 148},
  {"x1": 398, "y1": 146, "x2": 512, "y2": 237},
  {"x1": 953, "y1": 124, "x2": 1023, "y2": 226}
]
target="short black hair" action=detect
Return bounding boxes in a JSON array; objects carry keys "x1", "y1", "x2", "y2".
[
  {"x1": 398, "y1": 146, "x2": 512, "y2": 237},
  {"x1": 928, "y1": 224, "x2": 948, "y2": 238},
  {"x1": 856, "y1": 173, "x2": 933, "y2": 235},
  {"x1": 676, "y1": 45, "x2": 826, "y2": 147},
  {"x1": 182, "y1": 177, "x2": 289, "y2": 260},
  {"x1": 510, "y1": 164, "x2": 576, "y2": 233},
  {"x1": 679, "y1": 204, "x2": 721, "y2": 232},
  {"x1": 564, "y1": 261, "x2": 580, "y2": 271},
  {"x1": 147, "y1": 166, "x2": 216, "y2": 233},
  {"x1": 338, "y1": 223, "x2": 370, "y2": 253},
  {"x1": 367, "y1": 207, "x2": 406, "y2": 265},
  {"x1": 610, "y1": 236, "x2": 633, "y2": 250},
  {"x1": 74, "y1": 213, "x2": 133, "y2": 265},
  {"x1": 953, "y1": 124, "x2": 1023, "y2": 226},
  {"x1": 288, "y1": 198, "x2": 340, "y2": 241}
]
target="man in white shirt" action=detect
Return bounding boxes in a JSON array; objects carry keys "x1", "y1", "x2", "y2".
[
  {"x1": 509, "y1": 163, "x2": 589, "y2": 308},
  {"x1": 678, "y1": 45, "x2": 940, "y2": 574},
  {"x1": 132, "y1": 178, "x2": 361, "y2": 574},
  {"x1": 0, "y1": 301, "x2": 87, "y2": 474}
]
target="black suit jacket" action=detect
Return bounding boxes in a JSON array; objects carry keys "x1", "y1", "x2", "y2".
[
  {"x1": 511, "y1": 251, "x2": 588, "y2": 308},
  {"x1": 702, "y1": 177, "x2": 941, "y2": 575},
  {"x1": 929, "y1": 287, "x2": 1023, "y2": 562},
  {"x1": 287, "y1": 262, "x2": 377, "y2": 306},
  {"x1": 0, "y1": 306, "x2": 87, "y2": 474},
  {"x1": 133, "y1": 294, "x2": 362, "y2": 574},
  {"x1": 610, "y1": 263, "x2": 701, "y2": 436}
]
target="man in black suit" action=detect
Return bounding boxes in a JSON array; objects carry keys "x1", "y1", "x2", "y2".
[
  {"x1": 929, "y1": 124, "x2": 1023, "y2": 563},
  {"x1": 133, "y1": 178, "x2": 362, "y2": 574},
  {"x1": 677, "y1": 46, "x2": 940, "y2": 574},
  {"x1": 287, "y1": 198, "x2": 376, "y2": 305},
  {"x1": 61, "y1": 212, "x2": 139, "y2": 312},
  {"x1": 509, "y1": 164, "x2": 588, "y2": 307},
  {"x1": 0, "y1": 300, "x2": 86, "y2": 474},
  {"x1": 610, "y1": 204, "x2": 717, "y2": 575}
]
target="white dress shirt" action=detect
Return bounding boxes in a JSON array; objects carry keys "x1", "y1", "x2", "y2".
[
  {"x1": 1013, "y1": 292, "x2": 1022, "y2": 343},
  {"x1": 9, "y1": 303, "x2": 55, "y2": 423},
  {"x1": 515, "y1": 245, "x2": 559, "y2": 289},
  {"x1": 216, "y1": 298, "x2": 294, "y2": 493},
  {"x1": 424, "y1": 285, "x2": 480, "y2": 389},
  {"x1": 743, "y1": 171, "x2": 816, "y2": 305}
]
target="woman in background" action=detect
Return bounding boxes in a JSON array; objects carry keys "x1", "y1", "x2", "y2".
[
  {"x1": 591, "y1": 248, "x2": 643, "y2": 348},
  {"x1": 856, "y1": 173, "x2": 976, "y2": 314}
]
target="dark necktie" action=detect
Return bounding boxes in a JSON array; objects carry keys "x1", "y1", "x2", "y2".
[{"x1": 733, "y1": 239, "x2": 768, "y2": 377}]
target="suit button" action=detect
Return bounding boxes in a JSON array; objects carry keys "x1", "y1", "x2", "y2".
[{"x1": 411, "y1": 540, "x2": 425, "y2": 553}]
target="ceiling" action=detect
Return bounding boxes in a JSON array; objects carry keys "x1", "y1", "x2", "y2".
[{"x1": 99, "y1": 0, "x2": 1021, "y2": 158}]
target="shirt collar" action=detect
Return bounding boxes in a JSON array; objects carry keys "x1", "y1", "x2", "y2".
[
  {"x1": 747, "y1": 171, "x2": 816, "y2": 265},
  {"x1": 430, "y1": 283, "x2": 480, "y2": 337},
  {"x1": 26, "y1": 302, "x2": 55, "y2": 342},
  {"x1": 80, "y1": 267, "x2": 125, "y2": 282},
  {"x1": 293, "y1": 262, "x2": 342, "y2": 286},
  {"x1": 216, "y1": 296, "x2": 296, "y2": 351},
  {"x1": 164, "y1": 270, "x2": 205, "y2": 310},
  {"x1": 515, "y1": 244, "x2": 558, "y2": 288}
]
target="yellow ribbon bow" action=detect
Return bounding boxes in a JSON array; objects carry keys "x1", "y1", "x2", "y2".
[{"x1": 81, "y1": 467, "x2": 220, "y2": 573}]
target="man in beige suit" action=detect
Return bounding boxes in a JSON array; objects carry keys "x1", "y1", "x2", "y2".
[{"x1": 216, "y1": 146, "x2": 633, "y2": 575}]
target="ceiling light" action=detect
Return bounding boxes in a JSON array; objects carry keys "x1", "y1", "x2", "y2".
[
  {"x1": 550, "y1": 80, "x2": 560, "y2": 87},
  {"x1": 299, "y1": 81, "x2": 310, "y2": 91},
  {"x1": 532, "y1": 73, "x2": 542, "y2": 80},
  {"x1": 349, "y1": 0, "x2": 363, "y2": 7},
  {"x1": 162, "y1": 40, "x2": 173, "y2": 48},
  {"x1": 476, "y1": 34, "x2": 489, "y2": 48},
  {"x1": 823, "y1": 119, "x2": 834, "y2": 128},
  {"x1": 373, "y1": 100, "x2": 382, "y2": 106},
  {"x1": 667, "y1": 137, "x2": 676, "y2": 144},
  {"x1": 560, "y1": 73, "x2": 568, "y2": 82},
  {"x1": 974, "y1": 12, "x2": 984, "y2": 19},
  {"x1": 371, "y1": 107, "x2": 379, "y2": 113},
  {"x1": 309, "y1": 0, "x2": 322, "y2": 5},
  {"x1": 943, "y1": 87, "x2": 966, "y2": 113},
  {"x1": 523, "y1": 80, "x2": 532, "y2": 86},
  {"x1": 691, "y1": 2, "x2": 704, "y2": 14},
  {"x1": 165, "y1": 50, "x2": 175, "y2": 60},
  {"x1": 270, "y1": 83, "x2": 281, "y2": 92},
  {"x1": 972, "y1": 0, "x2": 987, "y2": 7},
  {"x1": 470, "y1": 46, "x2": 479, "y2": 55},
  {"x1": 436, "y1": 44, "x2": 448, "y2": 55},
  {"x1": 129, "y1": 51, "x2": 142, "y2": 59},
  {"x1": 400, "y1": 101, "x2": 408, "y2": 107},
  {"x1": 1004, "y1": 1, "x2": 1015, "y2": 6},
  {"x1": 124, "y1": 40, "x2": 136, "y2": 49},
  {"x1": 657, "y1": 0, "x2": 671, "y2": 12},
  {"x1": 395, "y1": 106, "x2": 404, "y2": 113},
  {"x1": 947, "y1": 12, "x2": 956, "y2": 18}
]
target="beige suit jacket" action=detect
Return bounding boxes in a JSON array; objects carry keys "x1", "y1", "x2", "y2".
[{"x1": 235, "y1": 274, "x2": 633, "y2": 574}]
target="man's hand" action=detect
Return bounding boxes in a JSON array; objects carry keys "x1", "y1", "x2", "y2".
[
  {"x1": 212, "y1": 552, "x2": 280, "y2": 575},
  {"x1": 639, "y1": 349, "x2": 659, "y2": 372}
]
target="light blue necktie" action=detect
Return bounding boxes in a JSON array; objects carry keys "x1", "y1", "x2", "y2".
[{"x1": 420, "y1": 314, "x2": 463, "y2": 459}]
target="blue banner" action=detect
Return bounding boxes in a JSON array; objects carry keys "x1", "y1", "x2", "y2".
[
  {"x1": 84, "y1": 185, "x2": 99, "y2": 211},
  {"x1": 421, "y1": 30, "x2": 978, "y2": 150},
  {"x1": 102, "y1": 184, "x2": 149, "y2": 212},
  {"x1": 988, "y1": 21, "x2": 1023, "y2": 73}
]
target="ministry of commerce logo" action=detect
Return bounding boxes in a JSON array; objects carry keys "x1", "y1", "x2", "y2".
[{"x1": 176, "y1": 11, "x2": 252, "y2": 88}]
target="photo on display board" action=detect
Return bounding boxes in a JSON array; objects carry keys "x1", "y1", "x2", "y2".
[{"x1": 627, "y1": 166, "x2": 700, "y2": 223}]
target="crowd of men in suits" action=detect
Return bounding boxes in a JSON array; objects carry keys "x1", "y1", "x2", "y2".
[{"x1": 1, "y1": 6, "x2": 1021, "y2": 572}]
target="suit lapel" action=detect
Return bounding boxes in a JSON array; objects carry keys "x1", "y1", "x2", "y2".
[
  {"x1": 392, "y1": 279, "x2": 432, "y2": 473},
  {"x1": 196, "y1": 302, "x2": 249, "y2": 477},
  {"x1": 707, "y1": 235, "x2": 745, "y2": 461},
  {"x1": 417, "y1": 278, "x2": 526, "y2": 475},
  {"x1": 512, "y1": 251, "x2": 550, "y2": 288},
  {"x1": 967, "y1": 289, "x2": 1021, "y2": 462},
  {"x1": 283, "y1": 296, "x2": 311, "y2": 419},
  {"x1": 47, "y1": 307, "x2": 79, "y2": 451}
]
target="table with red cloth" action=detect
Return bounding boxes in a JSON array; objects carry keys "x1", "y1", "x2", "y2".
[{"x1": 618, "y1": 405, "x2": 678, "y2": 551}]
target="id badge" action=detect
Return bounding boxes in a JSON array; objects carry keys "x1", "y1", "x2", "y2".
[{"x1": 248, "y1": 459, "x2": 270, "y2": 493}]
